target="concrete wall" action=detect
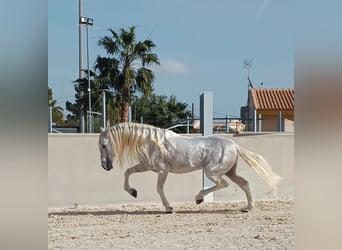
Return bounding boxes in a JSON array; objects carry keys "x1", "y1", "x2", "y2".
[
  {"x1": 214, "y1": 133, "x2": 294, "y2": 201},
  {"x1": 48, "y1": 133, "x2": 294, "y2": 208}
]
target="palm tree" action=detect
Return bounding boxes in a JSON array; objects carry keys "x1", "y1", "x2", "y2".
[
  {"x1": 71, "y1": 69, "x2": 102, "y2": 118},
  {"x1": 48, "y1": 87, "x2": 64, "y2": 125},
  {"x1": 96, "y1": 25, "x2": 160, "y2": 122},
  {"x1": 131, "y1": 94, "x2": 191, "y2": 129}
]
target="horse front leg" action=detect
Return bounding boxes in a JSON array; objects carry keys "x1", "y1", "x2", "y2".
[
  {"x1": 124, "y1": 164, "x2": 148, "y2": 198},
  {"x1": 157, "y1": 170, "x2": 173, "y2": 213}
]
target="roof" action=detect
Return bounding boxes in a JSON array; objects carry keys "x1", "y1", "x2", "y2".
[{"x1": 250, "y1": 88, "x2": 294, "y2": 110}]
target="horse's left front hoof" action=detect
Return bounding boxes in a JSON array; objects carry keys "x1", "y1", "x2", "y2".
[
  {"x1": 165, "y1": 207, "x2": 173, "y2": 214},
  {"x1": 241, "y1": 206, "x2": 253, "y2": 213},
  {"x1": 196, "y1": 198, "x2": 204, "y2": 205},
  {"x1": 129, "y1": 188, "x2": 137, "y2": 198}
]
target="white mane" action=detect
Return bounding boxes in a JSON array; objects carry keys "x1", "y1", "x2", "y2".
[{"x1": 108, "y1": 123, "x2": 175, "y2": 167}]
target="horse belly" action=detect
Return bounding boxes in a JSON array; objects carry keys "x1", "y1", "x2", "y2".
[
  {"x1": 167, "y1": 153, "x2": 203, "y2": 174},
  {"x1": 169, "y1": 165, "x2": 202, "y2": 174}
]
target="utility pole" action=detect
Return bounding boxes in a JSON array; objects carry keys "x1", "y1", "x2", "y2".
[
  {"x1": 80, "y1": 15, "x2": 94, "y2": 133},
  {"x1": 191, "y1": 102, "x2": 194, "y2": 121},
  {"x1": 79, "y1": 0, "x2": 85, "y2": 133},
  {"x1": 102, "y1": 90, "x2": 106, "y2": 128},
  {"x1": 86, "y1": 22, "x2": 92, "y2": 133}
]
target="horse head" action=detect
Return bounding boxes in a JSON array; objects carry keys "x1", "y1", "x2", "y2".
[{"x1": 98, "y1": 127, "x2": 115, "y2": 171}]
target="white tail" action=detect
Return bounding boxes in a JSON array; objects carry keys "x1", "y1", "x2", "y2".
[{"x1": 236, "y1": 144, "x2": 281, "y2": 194}]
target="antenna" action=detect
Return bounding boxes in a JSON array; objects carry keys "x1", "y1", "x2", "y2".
[
  {"x1": 243, "y1": 58, "x2": 252, "y2": 77},
  {"x1": 243, "y1": 58, "x2": 253, "y2": 90},
  {"x1": 248, "y1": 75, "x2": 254, "y2": 89}
]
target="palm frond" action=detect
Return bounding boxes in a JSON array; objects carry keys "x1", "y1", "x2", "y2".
[
  {"x1": 98, "y1": 35, "x2": 119, "y2": 56},
  {"x1": 136, "y1": 67, "x2": 154, "y2": 95},
  {"x1": 120, "y1": 26, "x2": 136, "y2": 46}
]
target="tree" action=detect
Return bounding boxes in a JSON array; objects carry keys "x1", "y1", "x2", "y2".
[
  {"x1": 48, "y1": 87, "x2": 64, "y2": 125},
  {"x1": 66, "y1": 69, "x2": 112, "y2": 129},
  {"x1": 166, "y1": 95, "x2": 190, "y2": 123},
  {"x1": 65, "y1": 69, "x2": 99, "y2": 118},
  {"x1": 65, "y1": 72, "x2": 88, "y2": 122},
  {"x1": 96, "y1": 25, "x2": 160, "y2": 122},
  {"x1": 132, "y1": 94, "x2": 191, "y2": 130}
]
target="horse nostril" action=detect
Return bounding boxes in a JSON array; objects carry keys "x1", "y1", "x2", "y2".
[
  {"x1": 107, "y1": 160, "x2": 113, "y2": 170},
  {"x1": 101, "y1": 160, "x2": 107, "y2": 170},
  {"x1": 101, "y1": 159, "x2": 113, "y2": 171}
]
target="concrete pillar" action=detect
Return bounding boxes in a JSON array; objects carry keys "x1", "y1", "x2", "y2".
[
  {"x1": 200, "y1": 91, "x2": 213, "y2": 202},
  {"x1": 277, "y1": 111, "x2": 282, "y2": 131},
  {"x1": 254, "y1": 109, "x2": 257, "y2": 132},
  {"x1": 186, "y1": 116, "x2": 190, "y2": 134},
  {"x1": 48, "y1": 107, "x2": 52, "y2": 133},
  {"x1": 128, "y1": 106, "x2": 132, "y2": 123},
  {"x1": 258, "y1": 113, "x2": 262, "y2": 132}
]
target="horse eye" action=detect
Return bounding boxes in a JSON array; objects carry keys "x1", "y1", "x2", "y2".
[{"x1": 102, "y1": 144, "x2": 106, "y2": 149}]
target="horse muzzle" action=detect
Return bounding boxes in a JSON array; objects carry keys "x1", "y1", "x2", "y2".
[{"x1": 101, "y1": 159, "x2": 113, "y2": 171}]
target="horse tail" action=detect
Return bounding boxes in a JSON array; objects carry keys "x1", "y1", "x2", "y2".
[{"x1": 235, "y1": 144, "x2": 281, "y2": 194}]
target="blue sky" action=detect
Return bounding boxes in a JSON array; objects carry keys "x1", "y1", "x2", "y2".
[{"x1": 49, "y1": 0, "x2": 293, "y2": 118}]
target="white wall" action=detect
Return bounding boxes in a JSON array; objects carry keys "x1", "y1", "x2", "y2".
[
  {"x1": 214, "y1": 133, "x2": 294, "y2": 201},
  {"x1": 48, "y1": 133, "x2": 294, "y2": 207}
]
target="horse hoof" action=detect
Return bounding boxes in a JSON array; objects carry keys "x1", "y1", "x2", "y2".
[
  {"x1": 241, "y1": 207, "x2": 253, "y2": 213},
  {"x1": 129, "y1": 188, "x2": 137, "y2": 198},
  {"x1": 165, "y1": 207, "x2": 173, "y2": 214},
  {"x1": 196, "y1": 198, "x2": 204, "y2": 205}
]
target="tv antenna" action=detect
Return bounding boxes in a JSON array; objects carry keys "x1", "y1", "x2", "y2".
[
  {"x1": 243, "y1": 58, "x2": 253, "y2": 90},
  {"x1": 243, "y1": 58, "x2": 252, "y2": 77}
]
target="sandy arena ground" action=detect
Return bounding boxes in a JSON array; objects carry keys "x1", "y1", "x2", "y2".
[{"x1": 48, "y1": 198, "x2": 294, "y2": 249}]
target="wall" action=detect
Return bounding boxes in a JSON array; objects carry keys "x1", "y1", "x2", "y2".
[
  {"x1": 285, "y1": 119, "x2": 294, "y2": 132},
  {"x1": 256, "y1": 111, "x2": 294, "y2": 132},
  {"x1": 214, "y1": 133, "x2": 294, "y2": 201},
  {"x1": 48, "y1": 133, "x2": 294, "y2": 208}
]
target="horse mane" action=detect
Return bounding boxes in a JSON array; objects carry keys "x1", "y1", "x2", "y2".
[{"x1": 108, "y1": 123, "x2": 173, "y2": 167}]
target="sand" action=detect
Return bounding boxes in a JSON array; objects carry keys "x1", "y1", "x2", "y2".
[{"x1": 48, "y1": 198, "x2": 294, "y2": 249}]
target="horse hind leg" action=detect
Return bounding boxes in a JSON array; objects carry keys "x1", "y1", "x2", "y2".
[
  {"x1": 195, "y1": 171, "x2": 228, "y2": 205},
  {"x1": 225, "y1": 164, "x2": 254, "y2": 212}
]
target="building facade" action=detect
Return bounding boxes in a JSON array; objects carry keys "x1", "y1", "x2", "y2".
[{"x1": 241, "y1": 88, "x2": 294, "y2": 132}]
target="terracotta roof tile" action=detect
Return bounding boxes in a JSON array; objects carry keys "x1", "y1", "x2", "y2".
[{"x1": 250, "y1": 88, "x2": 294, "y2": 110}]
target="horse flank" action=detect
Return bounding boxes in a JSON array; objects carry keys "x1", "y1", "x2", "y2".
[{"x1": 108, "y1": 123, "x2": 170, "y2": 167}]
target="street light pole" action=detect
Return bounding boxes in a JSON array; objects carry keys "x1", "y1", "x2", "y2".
[
  {"x1": 86, "y1": 24, "x2": 92, "y2": 133},
  {"x1": 80, "y1": 16, "x2": 93, "y2": 133},
  {"x1": 78, "y1": 0, "x2": 84, "y2": 133}
]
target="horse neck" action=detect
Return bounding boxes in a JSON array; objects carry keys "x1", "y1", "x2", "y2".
[{"x1": 110, "y1": 123, "x2": 147, "y2": 149}]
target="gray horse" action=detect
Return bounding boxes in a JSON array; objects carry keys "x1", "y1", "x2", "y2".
[{"x1": 98, "y1": 123, "x2": 280, "y2": 213}]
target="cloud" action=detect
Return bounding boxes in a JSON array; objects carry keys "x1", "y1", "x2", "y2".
[
  {"x1": 154, "y1": 59, "x2": 191, "y2": 76},
  {"x1": 256, "y1": 0, "x2": 273, "y2": 19}
]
